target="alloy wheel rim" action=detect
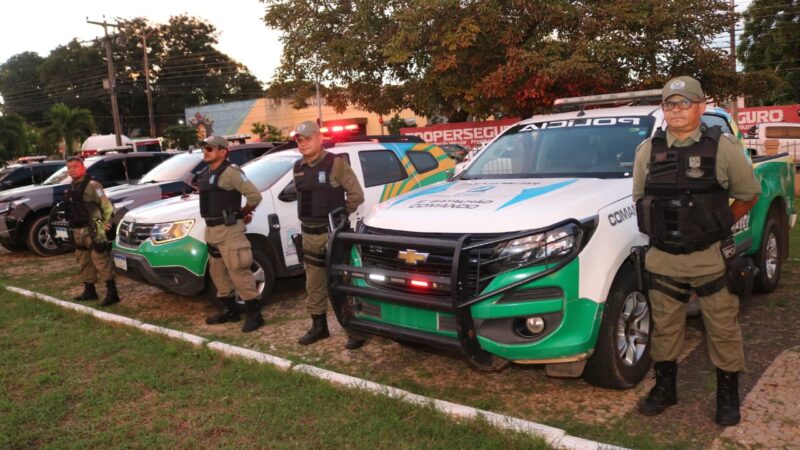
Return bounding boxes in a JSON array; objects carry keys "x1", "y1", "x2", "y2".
[{"x1": 616, "y1": 291, "x2": 650, "y2": 367}]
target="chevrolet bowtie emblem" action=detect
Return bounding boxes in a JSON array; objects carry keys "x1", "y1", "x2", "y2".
[{"x1": 398, "y1": 249, "x2": 429, "y2": 265}]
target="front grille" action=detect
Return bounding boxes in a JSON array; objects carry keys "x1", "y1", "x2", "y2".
[
  {"x1": 360, "y1": 226, "x2": 498, "y2": 296},
  {"x1": 117, "y1": 220, "x2": 154, "y2": 247}
]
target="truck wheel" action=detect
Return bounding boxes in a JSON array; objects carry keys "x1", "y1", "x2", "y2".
[
  {"x1": 753, "y1": 215, "x2": 783, "y2": 293},
  {"x1": 26, "y1": 215, "x2": 65, "y2": 257},
  {"x1": 248, "y1": 246, "x2": 276, "y2": 302},
  {"x1": 582, "y1": 263, "x2": 652, "y2": 389},
  {"x1": 1, "y1": 241, "x2": 29, "y2": 252}
]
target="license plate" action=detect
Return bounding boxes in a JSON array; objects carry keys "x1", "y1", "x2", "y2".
[
  {"x1": 54, "y1": 227, "x2": 69, "y2": 239},
  {"x1": 113, "y1": 254, "x2": 128, "y2": 271}
]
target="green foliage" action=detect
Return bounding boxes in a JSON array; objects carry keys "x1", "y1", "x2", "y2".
[
  {"x1": 0, "y1": 113, "x2": 27, "y2": 162},
  {"x1": 263, "y1": 0, "x2": 744, "y2": 119},
  {"x1": 0, "y1": 16, "x2": 263, "y2": 137},
  {"x1": 739, "y1": 0, "x2": 800, "y2": 105},
  {"x1": 386, "y1": 114, "x2": 410, "y2": 135},
  {"x1": 163, "y1": 124, "x2": 198, "y2": 150},
  {"x1": 251, "y1": 121, "x2": 286, "y2": 141},
  {"x1": 43, "y1": 103, "x2": 95, "y2": 157}
]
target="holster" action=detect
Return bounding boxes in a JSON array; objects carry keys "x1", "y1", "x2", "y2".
[
  {"x1": 207, "y1": 243, "x2": 222, "y2": 258},
  {"x1": 721, "y1": 237, "x2": 754, "y2": 300},
  {"x1": 630, "y1": 245, "x2": 649, "y2": 293},
  {"x1": 291, "y1": 233, "x2": 304, "y2": 263},
  {"x1": 221, "y1": 209, "x2": 239, "y2": 226}
]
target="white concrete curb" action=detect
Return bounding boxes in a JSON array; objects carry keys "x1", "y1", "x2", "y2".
[
  {"x1": 207, "y1": 341, "x2": 292, "y2": 370},
  {"x1": 6, "y1": 285, "x2": 631, "y2": 450}
]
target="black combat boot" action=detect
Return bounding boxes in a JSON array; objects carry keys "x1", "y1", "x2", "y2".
[
  {"x1": 73, "y1": 282, "x2": 98, "y2": 301},
  {"x1": 99, "y1": 280, "x2": 120, "y2": 306},
  {"x1": 241, "y1": 300, "x2": 264, "y2": 333},
  {"x1": 639, "y1": 361, "x2": 678, "y2": 416},
  {"x1": 715, "y1": 368, "x2": 741, "y2": 426},
  {"x1": 206, "y1": 296, "x2": 241, "y2": 324},
  {"x1": 298, "y1": 314, "x2": 330, "y2": 346}
]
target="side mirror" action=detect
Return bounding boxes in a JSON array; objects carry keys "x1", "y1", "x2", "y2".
[{"x1": 278, "y1": 181, "x2": 297, "y2": 202}]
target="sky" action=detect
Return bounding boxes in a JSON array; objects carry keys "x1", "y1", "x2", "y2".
[{"x1": 0, "y1": 0, "x2": 284, "y2": 84}]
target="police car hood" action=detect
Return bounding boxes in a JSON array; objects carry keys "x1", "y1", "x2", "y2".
[
  {"x1": 364, "y1": 178, "x2": 632, "y2": 233},
  {"x1": 0, "y1": 183, "x2": 55, "y2": 202},
  {"x1": 123, "y1": 193, "x2": 201, "y2": 223}
]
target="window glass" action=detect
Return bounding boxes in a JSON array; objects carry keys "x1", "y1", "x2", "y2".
[
  {"x1": 462, "y1": 117, "x2": 656, "y2": 179},
  {"x1": 90, "y1": 159, "x2": 126, "y2": 184},
  {"x1": 358, "y1": 150, "x2": 407, "y2": 187},
  {"x1": 139, "y1": 154, "x2": 202, "y2": 183},
  {"x1": 407, "y1": 151, "x2": 438, "y2": 174},
  {"x1": 242, "y1": 153, "x2": 301, "y2": 191},
  {"x1": 701, "y1": 114, "x2": 733, "y2": 134},
  {"x1": 0, "y1": 168, "x2": 31, "y2": 187}
]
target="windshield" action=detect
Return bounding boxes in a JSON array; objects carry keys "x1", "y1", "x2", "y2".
[
  {"x1": 139, "y1": 153, "x2": 203, "y2": 183},
  {"x1": 462, "y1": 116, "x2": 655, "y2": 179},
  {"x1": 243, "y1": 153, "x2": 301, "y2": 191}
]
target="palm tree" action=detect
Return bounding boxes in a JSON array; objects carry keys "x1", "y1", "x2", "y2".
[
  {"x1": 43, "y1": 103, "x2": 95, "y2": 157},
  {"x1": 0, "y1": 113, "x2": 27, "y2": 162}
]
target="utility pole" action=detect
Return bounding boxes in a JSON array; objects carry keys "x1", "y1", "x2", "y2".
[
  {"x1": 729, "y1": 0, "x2": 739, "y2": 125},
  {"x1": 136, "y1": 29, "x2": 157, "y2": 138},
  {"x1": 87, "y1": 18, "x2": 123, "y2": 146}
]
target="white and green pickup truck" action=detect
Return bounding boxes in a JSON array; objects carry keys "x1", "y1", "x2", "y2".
[
  {"x1": 110, "y1": 137, "x2": 454, "y2": 299},
  {"x1": 327, "y1": 91, "x2": 796, "y2": 388}
]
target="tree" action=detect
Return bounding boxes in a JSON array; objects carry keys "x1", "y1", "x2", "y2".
[
  {"x1": 163, "y1": 124, "x2": 198, "y2": 150},
  {"x1": 0, "y1": 113, "x2": 27, "y2": 162},
  {"x1": 263, "y1": 0, "x2": 746, "y2": 119},
  {"x1": 0, "y1": 16, "x2": 264, "y2": 137},
  {"x1": 739, "y1": 0, "x2": 800, "y2": 105},
  {"x1": 43, "y1": 103, "x2": 95, "y2": 156},
  {"x1": 386, "y1": 114, "x2": 411, "y2": 135},
  {"x1": 251, "y1": 121, "x2": 286, "y2": 141}
]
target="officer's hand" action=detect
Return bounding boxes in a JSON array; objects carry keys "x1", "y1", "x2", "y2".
[
  {"x1": 243, "y1": 213, "x2": 253, "y2": 224},
  {"x1": 104, "y1": 223, "x2": 112, "y2": 231}
]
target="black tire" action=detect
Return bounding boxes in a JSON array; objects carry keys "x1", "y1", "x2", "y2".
[
  {"x1": 26, "y1": 215, "x2": 66, "y2": 257},
  {"x1": 582, "y1": 263, "x2": 652, "y2": 389},
  {"x1": 753, "y1": 214, "x2": 784, "y2": 293},
  {"x1": 1, "y1": 241, "x2": 29, "y2": 252}
]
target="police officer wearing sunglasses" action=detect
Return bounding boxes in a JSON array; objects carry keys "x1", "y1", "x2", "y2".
[
  {"x1": 632, "y1": 76, "x2": 761, "y2": 426},
  {"x1": 198, "y1": 135, "x2": 265, "y2": 332}
]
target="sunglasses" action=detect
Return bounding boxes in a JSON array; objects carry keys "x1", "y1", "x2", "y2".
[
  {"x1": 203, "y1": 146, "x2": 222, "y2": 152},
  {"x1": 661, "y1": 99, "x2": 699, "y2": 111}
]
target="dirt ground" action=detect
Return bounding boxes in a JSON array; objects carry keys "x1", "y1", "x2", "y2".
[{"x1": 2, "y1": 244, "x2": 799, "y2": 449}]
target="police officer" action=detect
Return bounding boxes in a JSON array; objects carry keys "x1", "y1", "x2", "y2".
[
  {"x1": 292, "y1": 121, "x2": 366, "y2": 349},
  {"x1": 633, "y1": 76, "x2": 761, "y2": 426},
  {"x1": 66, "y1": 156, "x2": 119, "y2": 306},
  {"x1": 199, "y1": 136, "x2": 265, "y2": 333}
]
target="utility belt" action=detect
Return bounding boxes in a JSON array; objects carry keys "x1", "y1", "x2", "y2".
[
  {"x1": 649, "y1": 239, "x2": 714, "y2": 255},
  {"x1": 646, "y1": 237, "x2": 754, "y2": 302},
  {"x1": 301, "y1": 223, "x2": 330, "y2": 235},
  {"x1": 70, "y1": 220, "x2": 111, "y2": 253},
  {"x1": 204, "y1": 209, "x2": 242, "y2": 227}
]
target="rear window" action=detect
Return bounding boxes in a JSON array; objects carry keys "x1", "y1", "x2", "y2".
[
  {"x1": 358, "y1": 150, "x2": 408, "y2": 187},
  {"x1": 407, "y1": 151, "x2": 438, "y2": 174}
]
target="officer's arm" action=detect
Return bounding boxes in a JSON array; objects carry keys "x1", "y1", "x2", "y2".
[
  {"x1": 631, "y1": 141, "x2": 649, "y2": 202},
  {"x1": 720, "y1": 135, "x2": 762, "y2": 221},
  {"x1": 222, "y1": 166, "x2": 262, "y2": 211},
  {"x1": 91, "y1": 181, "x2": 114, "y2": 224},
  {"x1": 333, "y1": 157, "x2": 364, "y2": 214}
]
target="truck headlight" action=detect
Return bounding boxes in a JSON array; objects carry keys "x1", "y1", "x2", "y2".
[
  {"x1": 151, "y1": 220, "x2": 194, "y2": 244},
  {"x1": 490, "y1": 223, "x2": 580, "y2": 271}
]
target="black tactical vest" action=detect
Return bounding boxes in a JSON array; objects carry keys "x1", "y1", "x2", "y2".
[
  {"x1": 65, "y1": 175, "x2": 97, "y2": 228},
  {"x1": 198, "y1": 161, "x2": 242, "y2": 218},
  {"x1": 637, "y1": 125, "x2": 734, "y2": 254},
  {"x1": 293, "y1": 152, "x2": 346, "y2": 226}
]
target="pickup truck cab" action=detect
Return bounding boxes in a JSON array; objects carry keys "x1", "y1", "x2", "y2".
[
  {"x1": 327, "y1": 90, "x2": 796, "y2": 388},
  {"x1": 110, "y1": 137, "x2": 454, "y2": 299}
]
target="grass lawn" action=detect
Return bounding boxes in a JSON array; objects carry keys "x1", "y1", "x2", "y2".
[{"x1": 0, "y1": 290, "x2": 548, "y2": 450}]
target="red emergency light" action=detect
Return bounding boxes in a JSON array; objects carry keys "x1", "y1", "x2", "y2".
[{"x1": 409, "y1": 279, "x2": 429, "y2": 288}]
